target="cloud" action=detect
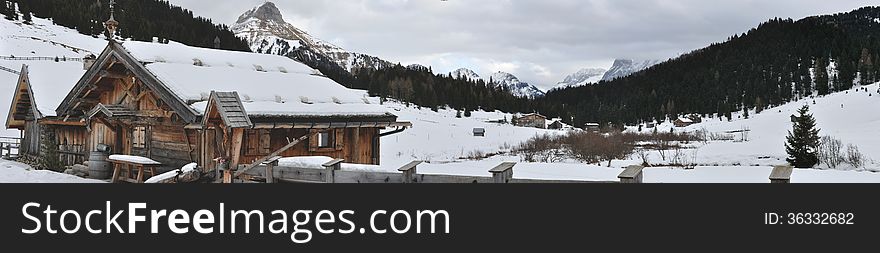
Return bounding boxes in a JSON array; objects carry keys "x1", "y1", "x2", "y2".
[{"x1": 168, "y1": 0, "x2": 877, "y2": 90}]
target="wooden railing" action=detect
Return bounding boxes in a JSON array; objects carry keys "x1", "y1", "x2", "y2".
[
  {"x1": 236, "y1": 160, "x2": 799, "y2": 184},
  {"x1": 238, "y1": 160, "x2": 641, "y2": 184},
  {"x1": 0, "y1": 56, "x2": 83, "y2": 62},
  {"x1": 0, "y1": 137, "x2": 22, "y2": 158},
  {"x1": 0, "y1": 65, "x2": 20, "y2": 75}
]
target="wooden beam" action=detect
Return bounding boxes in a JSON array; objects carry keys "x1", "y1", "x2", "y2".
[
  {"x1": 98, "y1": 70, "x2": 128, "y2": 79},
  {"x1": 229, "y1": 128, "x2": 244, "y2": 168},
  {"x1": 323, "y1": 159, "x2": 344, "y2": 183},
  {"x1": 618, "y1": 165, "x2": 645, "y2": 183},
  {"x1": 38, "y1": 120, "x2": 86, "y2": 126},
  {"x1": 490, "y1": 162, "x2": 516, "y2": 183},
  {"x1": 233, "y1": 132, "x2": 318, "y2": 178},
  {"x1": 769, "y1": 165, "x2": 793, "y2": 184},
  {"x1": 398, "y1": 161, "x2": 423, "y2": 183}
]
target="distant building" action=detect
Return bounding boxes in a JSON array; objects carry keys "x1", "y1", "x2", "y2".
[
  {"x1": 547, "y1": 121, "x2": 565, "y2": 130},
  {"x1": 584, "y1": 123, "x2": 600, "y2": 133},
  {"x1": 473, "y1": 128, "x2": 486, "y2": 137},
  {"x1": 645, "y1": 122, "x2": 656, "y2": 129},
  {"x1": 674, "y1": 118, "x2": 695, "y2": 127},
  {"x1": 513, "y1": 113, "x2": 547, "y2": 129}
]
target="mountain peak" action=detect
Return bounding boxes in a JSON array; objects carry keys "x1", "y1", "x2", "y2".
[
  {"x1": 490, "y1": 71, "x2": 545, "y2": 98},
  {"x1": 555, "y1": 67, "x2": 606, "y2": 89},
  {"x1": 601, "y1": 59, "x2": 660, "y2": 81},
  {"x1": 451, "y1": 68, "x2": 481, "y2": 80},
  {"x1": 231, "y1": 2, "x2": 391, "y2": 72},
  {"x1": 237, "y1": 2, "x2": 285, "y2": 24}
]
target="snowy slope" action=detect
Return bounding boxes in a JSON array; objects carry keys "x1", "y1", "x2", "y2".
[
  {"x1": 231, "y1": 2, "x2": 391, "y2": 72},
  {"x1": 643, "y1": 83, "x2": 880, "y2": 171},
  {"x1": 490, "y1": 71, "x2": 545, "y2": 98},
  {"x1": 380, "y1": 102, "x2": 559, "y2": 166},
  {"x1": 1, "y1": 16, "x2": 107, "y2": 137},
  {"x1": 554, "y1": 68, "x2": 606, "y2": 89}
]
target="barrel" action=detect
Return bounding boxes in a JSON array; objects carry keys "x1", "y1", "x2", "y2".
[{"x1": 88, "y1": 151, "x2": 111, "y2": 179}]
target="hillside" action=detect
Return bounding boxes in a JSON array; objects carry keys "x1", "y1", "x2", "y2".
[
  {"x1": 6, "y1": 0, "x2": 249, "y2": 51},
  {"x1": 538, "y1": 6, "x2": 880, "y2": 127}
]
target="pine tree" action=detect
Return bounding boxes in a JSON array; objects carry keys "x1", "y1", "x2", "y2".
[
  {"x1": 455, "y1": 109, "x2": 462, "y2": 118},
  {"x1": 785, "y1": 105, "x2": 820, "y2": 168},
  {"x1": 743, "y1": 106, "x2": 750, "y2": 119}
]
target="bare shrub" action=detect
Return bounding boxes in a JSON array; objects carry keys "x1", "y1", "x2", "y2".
[
  {"x1": 517, "y1": 134, "x2": 565, "y2": 163},
  {"x1": 635, "y1": 148, "x2": 650, "y2": 167},
  {"x1": 845, "y1": 144, "x2": 865, "y2": 169},
  {"x1": 818, "y1": 136, "x2": 844, "y2": 168}
]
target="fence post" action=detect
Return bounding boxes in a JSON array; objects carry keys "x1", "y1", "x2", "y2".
[
  {"x1": 489, "y1": 162, "x2": 516, "y2": 183},
  {"x1": 398, "y1": 161, "x2": 423, "y2": 183},
  {"x1": 323, "y1": 159, "x2": 344, "y2": 183},
  {"x1": 618, "y1": 165, "x2": 645, "y2": 183},
  {"x1": 264, "y1": 156, "x2": 282, "y2": 183},
  {"x1": 769, "y1": 165, "x2": 793, "y2": 184}
]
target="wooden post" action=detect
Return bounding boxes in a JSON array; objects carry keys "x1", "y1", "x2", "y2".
[
  {"x1": 489, "y1": 162, "x2": 516, "y2": 183},
  {"x1": 323, "y1": 159, "x2": 344, "y2": 183},
  {"x1": 398, "y1": 161, "x2": 423, "y2": 183},
  {"x1": 265, "y1": 156, "x2": 282, "y2": 183},
  {"x1": 618, "y1": 165, "x2": 645, "y2": 183},
  {"x1": 769, "y1": 165, "x2": 794, "y2": 184}
]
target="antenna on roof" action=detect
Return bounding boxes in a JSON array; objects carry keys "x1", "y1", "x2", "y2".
[{"x1": 104, "y1": 0, "x2": 119, "y2": 41}]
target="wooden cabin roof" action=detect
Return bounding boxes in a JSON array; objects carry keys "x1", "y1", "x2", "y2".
[
  {"x1": 56, "y1": 40, "x2": 398, "y2": 124},
  {"x1": 204, "y1": 91, "x2": 253, "y2": 129},
  {"x1": 87, "y1": 104, "x2": 137, "y2": 119},
  {"x1": 6, "y1": 62, "x2": 86, "y2": 129}
]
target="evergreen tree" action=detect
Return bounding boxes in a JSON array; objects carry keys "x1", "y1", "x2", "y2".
[
  {"x1": 3, "y1": 1, "x2": 17, "y2": 21},
  {"x1": 455, "y1": 109, "x2": 462, "y2": 118},
  {"x1": 743, "y1": 106, "x2": 750, "y2": 119},
  {"x1": 464, "y1": 109, "x2": 472, "y2": 118},
  {"x1": 785, "y1": 105, "x2": 820, "y2": 168}
]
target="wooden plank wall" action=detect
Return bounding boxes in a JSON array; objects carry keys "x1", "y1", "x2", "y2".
[
  {"x1": 238, "y1": 128, "x2": 380, "y2": 165},
  {"x1": 55, "y1": 126, "x2": 87, "y2": 166},
  {"x1": 22, "y1": 121, "x2": 40, "y2": 156}
]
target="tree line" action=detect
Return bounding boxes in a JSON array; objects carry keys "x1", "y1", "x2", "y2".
[{"x1": 5, "y1": 0, "x2": 249, "y2": 51}]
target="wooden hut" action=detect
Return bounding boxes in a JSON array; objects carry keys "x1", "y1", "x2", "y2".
[
  {"x1": 5, "y1": 62, "x2": 88, "y2": 166},
  {"x1": 512, "y1": 113, "x2": 547, "y2": 129},
  {"x1": 48, "y1": 39, "x2": 409, "y2": 173}
]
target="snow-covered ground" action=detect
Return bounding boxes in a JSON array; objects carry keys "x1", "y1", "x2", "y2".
[
  {"x1": 0, "y1": 159, "x2": 103, "y2": 183},
  {"x1": 2, "y1": 15, "x2": 879, "y2": 183},
  {"x1": 377, "y1": 82, "x2": 880, "y2": 183}
]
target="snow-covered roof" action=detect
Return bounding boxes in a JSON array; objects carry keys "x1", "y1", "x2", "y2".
[
  {"x1": 19, "y1": 61, "x2": 86, "y2": 117},
  {"x1": 677, "y1": 117, "x2": 694, "y2": 123},
  {"x1": 120, "y1": 41, "x2": 391, "y2": 119}
]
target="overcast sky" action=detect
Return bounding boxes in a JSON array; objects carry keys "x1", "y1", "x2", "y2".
[{"x1": 167, "y1": 0, "x2": 876, "y2": 90}]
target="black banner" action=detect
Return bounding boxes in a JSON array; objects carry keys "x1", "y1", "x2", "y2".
[{"x1": 1, "y1": 184, "x2": 877, "y2": 251}]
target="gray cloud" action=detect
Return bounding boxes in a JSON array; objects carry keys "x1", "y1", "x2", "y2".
[{"x1": 168, "y1": 0, "x2": 876, "y2": 90}]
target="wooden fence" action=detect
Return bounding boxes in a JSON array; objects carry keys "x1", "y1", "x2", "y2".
[
  {"x1": 0, "y1": 56, "x2": 83, "y2": 62},
  {"x1": 0, "y1": 65, "x2": 20, "y2": 75},
  {"x1": 237, "y1": 160, "x2": 797, "y2": 184},
  {"x1": 0, "y1": 137, "x2": 21, "y2": 158},
  {"x1": 237, "y1": 159, "x2": 644, "y2": 184}
]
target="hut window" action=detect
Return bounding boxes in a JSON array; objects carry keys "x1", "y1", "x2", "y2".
[
  {"x1": 317, "y1": 131, "x2": 332, "y2": 148},
  {"x1": 132, "y1": 126, "x2": 147, "y2": 149},
  {"x1": 309, "y1": 129, "x2": 344, "y2": 152},
  {"x1": 245, "y1": 130, "x2": 271, "y2": 155}
]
